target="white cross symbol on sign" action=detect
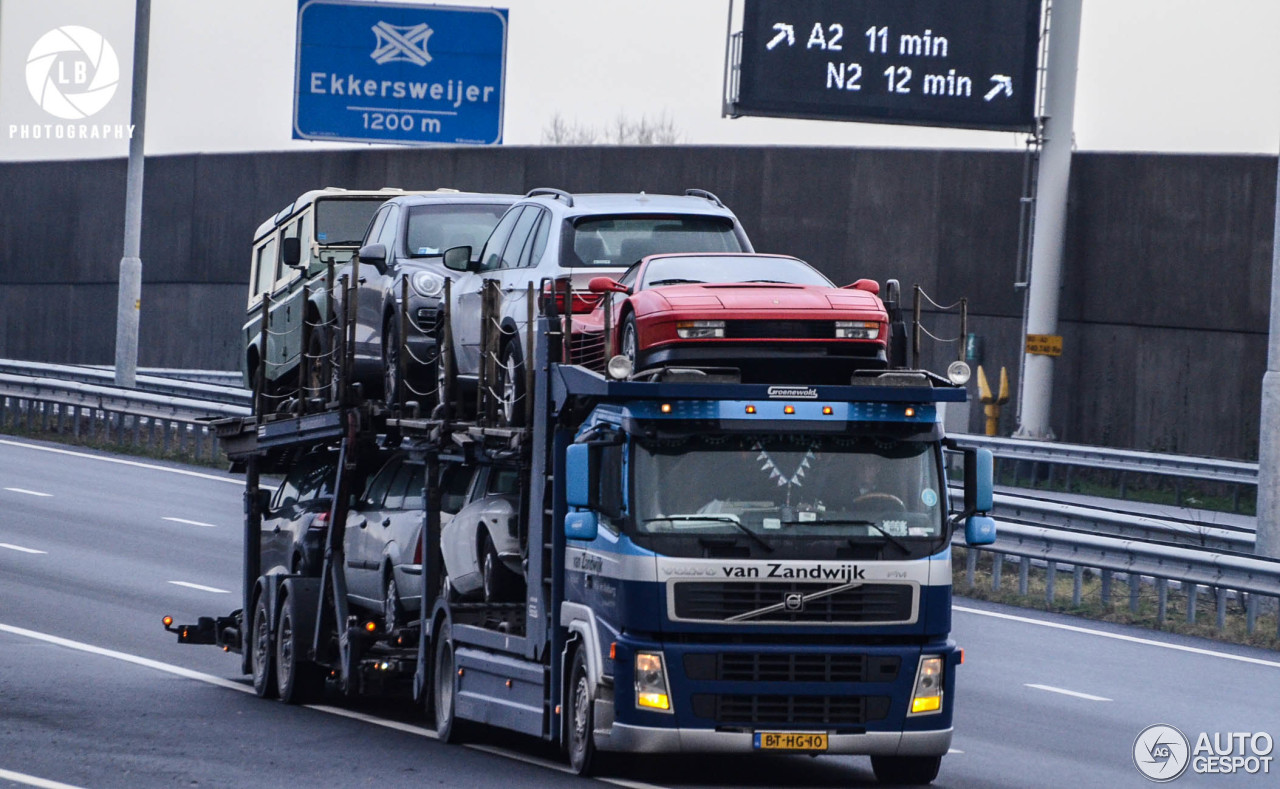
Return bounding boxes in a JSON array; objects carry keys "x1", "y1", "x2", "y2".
[{"x1": 370, "y1": 21, "x2": 434, "y2": 66}]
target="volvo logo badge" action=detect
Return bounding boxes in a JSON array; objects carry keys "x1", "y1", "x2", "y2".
[{"x1": 783, "y1": 592, "x2": 805, "y2": 611}]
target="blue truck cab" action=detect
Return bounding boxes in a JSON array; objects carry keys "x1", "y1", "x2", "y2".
[{"x1": 557, "y1": 371, "x2": 995, "y2": 782}]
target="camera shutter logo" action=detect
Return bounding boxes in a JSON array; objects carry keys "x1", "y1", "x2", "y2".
[
  {"x1": 25, "y1": 27, "x2": 120, "y2": 120},
  {"x1": 1134, "y1": 724, "x2": 1190, "y2": 782}
]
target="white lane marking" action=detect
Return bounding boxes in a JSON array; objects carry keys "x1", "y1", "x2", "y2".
[
  {"x1": 956, "y1": 605, "x2": 1280, "y2": 669},
  {"x1": 0, "y1": 622, "x2": 251, "y2": 694},
  {"x1": 163, "y1": 517, "x2": 217, "y2": 528},
  {"x1": 948, "y1": 748, "x2": 964, "y2": 754},
  {"x1": 0, "y1": 438, "x2": 242, "y2": 485},
  {"x1": 0, "y1": 543, "x2": 47, "y2": 555},
  {"x1": 0, "y1": 622, "x2": 674, "y2": 789},
  {"x1": 168, "y1": 581, "x2": 232, "y2": 594},
  {"x1": 5, "y1": 487, "x2": 52, "y2": 497},
  {"x1": 1024, "y1": 683, "x2": 1112, "y2": 702},
  {"x1": 0, "y1": 767, "x2": 86, "y2": 789}
]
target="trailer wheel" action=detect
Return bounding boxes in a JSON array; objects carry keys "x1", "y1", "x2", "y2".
[
  {"x1": 276, "y1": 593, "x2": 324, "y2": 704},
  {"x1": 870, "y1": 755, "x2": 941, "y2": 785},
  {"x1": 566, "y1": 648, "x2": 598, "y2": 775},
  {"x1": 433, "y1": 630, "x2": 466, "y2": 743},
  {"x1": 250, "y1": 595, "x2": 277, "y2": 699}
]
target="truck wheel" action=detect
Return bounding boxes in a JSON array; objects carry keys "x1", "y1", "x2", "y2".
[
  {"x1": 433, "y1": 630, "x2": 467, "y2": 743},
  {"x1": 250, "y1": 595, "x2": 277, "y2": 699},
  {"x1": 870, "y1": 755, "x2": 942, "y2": 785},
  {"x1": 276, "y1": 593, "x2": 324, "y2": 704},
  {"x1": 481, "y1": 533, "x2": 518, "y2": 603},
  {"x1": 566, "y1": 648, "x2": 598, "y2": 775}
]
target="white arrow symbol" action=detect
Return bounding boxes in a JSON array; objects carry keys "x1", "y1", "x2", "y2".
[
  {"x1": 984, "y1": 75, "x2": 1014, "y2": 101},
  {"x1": 767, "y1": 23, "x2": 795, "y2": 50}
]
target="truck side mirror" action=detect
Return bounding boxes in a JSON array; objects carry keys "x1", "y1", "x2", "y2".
[
  {"x1": 281, "y1": 237, "x2": 302, "y2": 268},
  {"x1": 443, "y1": 246, "x2": 472, "y2": 272},
  {"x1": 565, "y1": 511, "x2": 599, "y2": 541},
  {"x1": 565, "y1": 443, "x2": 591, "y2": 508},
  {"x1": 961, "y1": 447, "x2": 996, "y2": 546}
]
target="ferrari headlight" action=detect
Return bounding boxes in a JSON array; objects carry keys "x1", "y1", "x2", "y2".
[
  {"x1": 835, "y1": 320, "x2": 880, "y2": 340},
  {"x1": 675, "y1": 320, "x2": 725, "y2": 339},
  {"x1": 410, "y1": 271, "x2": 445, "y2": 298},
  {"x1": 634, "y1": 651, "x2": 673, "y2": 713},
  {"x1": 908, "y1": 655, "x2": 944, "y2": 715}
]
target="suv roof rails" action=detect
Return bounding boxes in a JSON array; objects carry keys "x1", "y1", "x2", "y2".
[
  {"x1": 526, "y1": 187, "x2": 574, "y2": 207},
  {"x1": 684, "y1": 188, "x2": 724, "y2": 207}
]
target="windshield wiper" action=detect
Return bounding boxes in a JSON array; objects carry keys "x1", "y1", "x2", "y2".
[
  {"x1": 644, "y1": 514, "x2": 774, "y2": 553},
  {"x1": 743, "y1": 279, "x2": 791, "y2": 284},
  {"x1": 647, "y1": 278, "x2": 704, "y2": 287},
  {"x1": 782, "y1": 518, "x2": 912, "y2": 554}
]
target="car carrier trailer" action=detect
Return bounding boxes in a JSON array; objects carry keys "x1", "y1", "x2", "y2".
[{"x1": 167, "y1": 277, "x2": 996, "y2": 785}]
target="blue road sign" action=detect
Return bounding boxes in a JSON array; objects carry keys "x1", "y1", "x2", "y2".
[{"x1": 294, "y1": 0, "x2": 507, "y2": 145}]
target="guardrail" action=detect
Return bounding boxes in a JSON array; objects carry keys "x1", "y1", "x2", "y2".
[
  {"x1": 956, "y1": 522, "x2": 1280, "y2": 640},
  {"x1": 955, "y1": 434, "x2": 1258, "y2": 511},
  {"x1": 0, "y1": 359, "x2": 250, "y2": 406},
  {"x1": 0, "y1": 373, "x2": 248, "y2": 463}
]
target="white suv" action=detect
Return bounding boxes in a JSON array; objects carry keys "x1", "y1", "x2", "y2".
[{"x1": 441, "y1": 188, "x2": 753, "y2": 422}]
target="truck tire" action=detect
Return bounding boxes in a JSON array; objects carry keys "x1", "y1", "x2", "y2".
[
  {"x1": 433, "y1": 630, "x2": 467, "y2": 743},
  {"x1": 250, "y1": 595, "x2": 276, "y2": 699},
  {"x1": 275, "y1": 592, "x2": 324, "y2": 704},
  {"x1": 870, "y1": 755, "x2": 942, "y2": 785},
  {"x1": 566, "y1": 647, "x2": 598, "y2": 775}
]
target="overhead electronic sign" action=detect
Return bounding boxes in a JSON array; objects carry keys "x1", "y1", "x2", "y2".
[
  {"x1": 294, "y1": 0, "x2": 507, "y2": 145},
  {"x1": 728, "y1": 0, "x2": 1042, "y2": 131}
]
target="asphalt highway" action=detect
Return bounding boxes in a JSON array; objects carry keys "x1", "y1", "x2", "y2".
[{"x1": 2, "y1": 436, "x2": 1278, "y2": 788}]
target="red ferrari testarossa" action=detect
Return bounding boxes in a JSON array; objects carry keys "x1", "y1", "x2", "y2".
[{"x1": 574, "y1": 253, "x2": 889, "y2": 383}]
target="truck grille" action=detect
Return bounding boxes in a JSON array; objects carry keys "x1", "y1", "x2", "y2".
[
  {"x1": 671, "y1": 581, "x2": 915, "y2": 624},
  {"x1": 691, "y1": 693, "x2": 892, "y2": 727},
  {"x1": 683, "y1": 652, "x2": 901, "y2": 683}
]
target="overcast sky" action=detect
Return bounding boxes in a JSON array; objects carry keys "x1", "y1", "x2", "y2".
[{"x1": 2, "y1": 0, "x2": 1279, "y2": 161}]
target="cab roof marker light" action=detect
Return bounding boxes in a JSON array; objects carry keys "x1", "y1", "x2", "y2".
[
  {"x1": 822, "y1": 406, "x2": 834, "y2": 415},
  {"x1": 660, "y1": 403, "x2": 672, "y2": 414},
  {"x1": 783, "y1": 405, "x2": 795, "y2": 415},
  {"x1": 745, "y1": 405, "x2": 756, "y2": 414},
  {"x1": 904, "y1": 407, "x2": 916, "y2": 417}
]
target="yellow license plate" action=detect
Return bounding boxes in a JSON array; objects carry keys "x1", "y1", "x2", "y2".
[{"x1": 754, "y1": 731, "x2": 828, "y2": 751}]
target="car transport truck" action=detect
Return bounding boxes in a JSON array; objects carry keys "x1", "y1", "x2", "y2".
[{"x1": 168, "y1": 272, "x2": 995, "y2": 786}]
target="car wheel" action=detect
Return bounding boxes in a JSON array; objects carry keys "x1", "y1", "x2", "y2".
[
  {"x1": 481, "y1": 532, "x2": 518, "y2": 603},
  {"x1": 620, "y1": 314, "x2": 639, "y2": 366},
  {"x1": 566, "y1": 647, "x2": 598, "y2": 775},
  {"x1": 383, "y1": 317, "x2": 401, "y2": 410},
  {"x1": 383, "y1": 573, "x2": 404, "y2": 634},
  {"x1": 250, "y1": 595, "x2": 276, "y2": 699},
  {"x1": 433, "y1": 629, "x2": 468, "y2": 743},
  {"x1": 276, "y1": 592, "x2": 324, "y2": 704},
  {"x1": 304, "y1": 326, "x2": 332, "y2": 403},
  {"x1": 870, "y1": 755, "x2": 942, "y2": 785},
  {"x1": 496, "y1": 339, "x2": 525, "y2": 427}
]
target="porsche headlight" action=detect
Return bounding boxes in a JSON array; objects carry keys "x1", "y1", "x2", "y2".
[{"x1": 410, "y1": 271, "x2": 445, "y2": 298}]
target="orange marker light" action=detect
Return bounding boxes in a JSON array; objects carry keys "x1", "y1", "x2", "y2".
[
  {"x1": 610, "y1": 642, "x2": 617, "y2": 660},
  {"x1": 784, "y1": 405, "x2": 796, "y2": 415},
  {"x1": 745, "y1": 405, "x2": 756, "y2": 414},
  {"x1": 365, "y1": 620, "x2": 377, "y2": 633},
  {"x1": 162, "y1": 616, "x2": 173, "y2": 627},
  {"x1": 660, "y1": 403, "x2": 672, "y2": 414},
  {"x1": 822, "y1": 406, "x2": 834, "y2": 415},
  {"x1": 904, "y1": 407, "x2": 916, "y2": 417}
]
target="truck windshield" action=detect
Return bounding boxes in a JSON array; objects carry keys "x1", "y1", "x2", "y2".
[{"x1": 632, "y1": 434, "x2": 944, "y2": 542}]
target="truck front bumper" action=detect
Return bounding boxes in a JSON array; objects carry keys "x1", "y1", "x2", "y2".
[{"x1": 597, "y1": 722, "x2": 951, "y2": 755}]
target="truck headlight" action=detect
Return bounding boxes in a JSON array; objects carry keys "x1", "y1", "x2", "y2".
[
  {"x1": 835, "y1": 320, "x2": 880, "y2": 340},
  {"x1": 908, "y1": 655, "x2": 944, "y2": 715},
  {"x1": 676, "y1": 320, "x2": 724, "y2": 339},
  {"x1": 634, "y1": 651, "x2": 673, "y2": 713},
  {"x1": 410, "y1": 271, "x2": 445, "y2": 298}
]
